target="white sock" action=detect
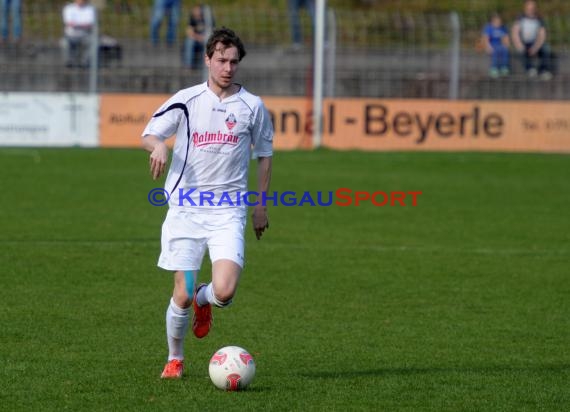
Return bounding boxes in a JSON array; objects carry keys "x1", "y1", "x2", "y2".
[
  {"x1": 196, "y1": 282, "x2": 233, "y2": 307},
  {"x1": 196, "y1": 283, "x2": 214, "y2": 307},
  {"x1": 166, "y1": 297, "x2": 189, "y2": 361}
]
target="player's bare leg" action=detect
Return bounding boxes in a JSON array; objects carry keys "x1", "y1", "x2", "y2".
[
  {"x1": 212, "y1": 259, "x2": 242, "y2": 303},
  {"x1": 193, "y1": 259, "x2": 241, "y2": 338},
  {"x1": 161, "y1": 270, "x2": 196, "y2": 379}
]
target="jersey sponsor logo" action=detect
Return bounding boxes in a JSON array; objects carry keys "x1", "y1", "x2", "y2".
[
  {"x1": 225, "y1": 113, "x2": 237, "y2": 130},
  {"x1": 192, "y1": 130, "x2": 239, "y2": 147}
]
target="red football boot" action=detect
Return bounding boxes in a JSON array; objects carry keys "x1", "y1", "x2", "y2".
[
  {"x1": 192, "y1": 283, "x2": 212, "y2": 338},
  {"x1": 161, "y1": 359, "x2": 184, "y2": 379}
]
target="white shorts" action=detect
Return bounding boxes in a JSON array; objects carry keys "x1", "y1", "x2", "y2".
[{"x1": 158, "y1": 208, "x2": 246, "y2": 271}]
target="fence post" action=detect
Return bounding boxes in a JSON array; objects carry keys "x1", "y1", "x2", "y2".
[
  {"x1": 325, "y1": 8, "x2": 336, "y2": 97},
  {"x1": 449, "y1": 11, "x2": 460, "y2": 100},
  {"x1": 89, "y1": 9, "x2": 99, "y2": 94},
  {"x1": 312, "y1": 0, "x2": 326, "y2": 148},
  {"x1": 202, "y1": 5, "x2": 214, "y2": 82}
]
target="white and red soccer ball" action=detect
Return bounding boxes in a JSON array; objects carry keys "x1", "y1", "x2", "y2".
[{"x1": 208, "y1": 346, "x2": 256, "y2": 391}]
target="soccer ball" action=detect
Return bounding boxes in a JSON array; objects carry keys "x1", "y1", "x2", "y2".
[{"x1": 208, "y1": 346, "x2": 256, "y2": 391}]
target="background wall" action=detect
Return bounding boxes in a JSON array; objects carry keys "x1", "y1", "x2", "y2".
[{"x1": 2, "y1": 92, "x2": 569, "y2": 153}]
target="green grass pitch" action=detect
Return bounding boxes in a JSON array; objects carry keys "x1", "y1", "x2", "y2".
[{"x1": 0, "y1": 148, "x2": 568, "y2": 411}]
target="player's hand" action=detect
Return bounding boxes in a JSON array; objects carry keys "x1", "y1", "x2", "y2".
[
  {"x1": 252, "y1": 205, "x2": 269, "y2": 240},
  {"x1": 149, "y1": 142, "x2": 169, "y2": 180}
]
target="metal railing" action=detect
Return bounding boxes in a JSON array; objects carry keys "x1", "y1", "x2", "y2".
[{"x1": 0, "y1": 4, "x2": 569, "y2": 100}]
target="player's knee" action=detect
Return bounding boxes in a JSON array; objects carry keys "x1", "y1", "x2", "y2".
[
  {"x1": 173, "y1": 284, "x2": 192, "y2": 308},
  {"x1": 212, "y1": 287, "x2": 234, "y2": 308}
]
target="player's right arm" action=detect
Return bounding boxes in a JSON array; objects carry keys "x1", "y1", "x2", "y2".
[
  {"x1": 142, "y1": 135, "x2": 169, "y2": 180},
  {"x1": 141, "y1": 90, "x2": 190, "y2": 180}
]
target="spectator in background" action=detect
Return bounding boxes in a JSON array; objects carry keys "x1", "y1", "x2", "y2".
[
  {"x1": 511, "y1": 0, "x2": 552, "y2": 80},
  {"x1": 1, "y1": 0, "x2": 22, "y2": 44},
  {"x1": 288, "y1": 0, "x2": 315, "y2": 50},
  {"x1": 150, "y1": 0, "x2": 181, "y2": 47},
  {"x1": 183, "y1": 4, "x2": 213, "y2": 69},
  {"x1": 481, "y1": 13, "x2": 510, "y2": 78},
  {"x1": 62, "y1": 0, "x2": 96, "y2": 68}
]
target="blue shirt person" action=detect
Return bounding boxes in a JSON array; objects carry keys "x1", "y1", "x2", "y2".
[{"x1": 481, "y1": 13, "x2": 510, "y2": 78}]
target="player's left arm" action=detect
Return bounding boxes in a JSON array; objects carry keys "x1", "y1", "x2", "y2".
[
  {"x1": 251, "y1": 100, "x2": 274, "y2": 240},
  {"x1": 253, "y1": 156, "x2": 272, "y2": 240}
]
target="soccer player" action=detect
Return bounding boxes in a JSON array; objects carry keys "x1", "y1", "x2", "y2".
[{"x1": 141, "y1": 27, "x2": 273, "y2": 379}]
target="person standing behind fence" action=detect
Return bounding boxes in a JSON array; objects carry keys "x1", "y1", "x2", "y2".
[
  {"x1": 288, "y1": 0, "x2": 314, "y2": 50},
  {"x1": 511, "y1": 0, "x2": 552, "y2": 80},
  {"x1": 62, "y1": 0, "x2": 96, "y2": 68},
  {"x1": 183, "y1": 4, "x2": 213, "y2": 69},
  {"x1": 150, "y1": 0, "x2": 181, "y2": 47},
  {"x1": 481, "y1": 13, "x2": 510, "y2": 78},
  {"x1": 1, "y1": 0, "x2": 22, "y2": 44}
]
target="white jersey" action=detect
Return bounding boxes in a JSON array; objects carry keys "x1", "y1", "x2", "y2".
[
  {"x1": 63, "y1": 3, "x2": 96, "y2": 39},
  {"x1": 142, "y1": 82, "x2": 274, "y2": 212}
]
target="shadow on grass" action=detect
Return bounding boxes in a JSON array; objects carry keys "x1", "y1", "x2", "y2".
[{"x1": 300, "y1": 363, "x2": 570, "y2": 379}]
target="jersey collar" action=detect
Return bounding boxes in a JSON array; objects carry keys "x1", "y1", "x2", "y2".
[{"x1": 205, "y1": 81, "x2": 243, "y2": 103}]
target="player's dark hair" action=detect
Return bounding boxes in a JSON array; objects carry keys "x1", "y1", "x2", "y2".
[{"x1": 206, "y1": 27, "x2": 247, "y2": 61}]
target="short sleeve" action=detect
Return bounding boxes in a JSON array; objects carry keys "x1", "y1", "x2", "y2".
[
  {"x1": 142, "y1": 93, "x2": 185, "y2": 140},
  {"x1": 251, "y1": 102, "x2": 274, "y2": 159},
  {"x1": 88, "y1": 6, "x2": 96, "y2": 25}
]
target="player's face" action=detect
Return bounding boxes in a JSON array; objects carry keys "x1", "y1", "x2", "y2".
[{"x1": 206, "y1": 44, "x2": 240, "y2": 91}]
